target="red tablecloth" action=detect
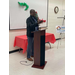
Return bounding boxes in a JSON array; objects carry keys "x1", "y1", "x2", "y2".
[
  {"x1": 45, "y1": 33, "x2": 56, "y2": 43},
  {"x1": 14, "y1": 33, "x2": 56, "y2": 54}
]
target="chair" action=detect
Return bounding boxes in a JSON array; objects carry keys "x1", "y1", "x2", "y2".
[{"x1": 56, "y1": 26, "x2": 65, "y2": 48}]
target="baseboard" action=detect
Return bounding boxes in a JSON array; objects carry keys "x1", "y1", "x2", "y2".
[
  {"x1": 9, "y1": 38, "x2": 61, "y2": 54},
  {"x1": 9, "y1": 48, "x2": 23, "y2": 54},
  {"x1": 56, "y1": 38, "x2": 61, "y2": 40}
]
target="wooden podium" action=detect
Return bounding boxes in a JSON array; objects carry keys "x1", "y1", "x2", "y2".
[{"x1": 32, "y1": 29, "x2": 47, "y2": 69}]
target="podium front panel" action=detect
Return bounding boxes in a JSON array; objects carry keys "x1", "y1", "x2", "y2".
[
  {"x1": 34, "y1": 31, "x2": 41, "y2": 66},
  {"x1": 34, "y1": 30, "x2": 45, "y2": 66}
]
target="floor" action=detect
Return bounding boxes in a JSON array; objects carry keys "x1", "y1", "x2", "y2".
[{"x1": 9, "y1": 39, "x2": 65, "y2": 75}]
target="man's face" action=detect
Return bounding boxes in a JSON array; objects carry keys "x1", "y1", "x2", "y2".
[{"x1": 30, "y1": 10, "x2": 36, "y2": 16}]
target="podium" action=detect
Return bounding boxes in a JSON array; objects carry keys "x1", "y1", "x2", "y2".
[{"x1": 32, "y1": 29, "x2": 47, "y2": 69}]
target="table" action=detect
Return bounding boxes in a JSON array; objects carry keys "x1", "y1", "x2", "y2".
[{"x1": 14, "y1": 33, "x2": 56, "y2": 54}]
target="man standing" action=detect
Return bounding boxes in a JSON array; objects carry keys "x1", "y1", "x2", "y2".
[{"x1": 26, "y1": 9, "x2": 43, "y2": 61}]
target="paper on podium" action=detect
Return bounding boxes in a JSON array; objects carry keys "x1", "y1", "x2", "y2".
[{"x1": 31, "y1": 27, "x2": 47, "y2": 33}]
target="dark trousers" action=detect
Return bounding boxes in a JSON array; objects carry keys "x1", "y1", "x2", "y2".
[{"x1": 27, "y1": 37, "x2": 34, "y2": 58}]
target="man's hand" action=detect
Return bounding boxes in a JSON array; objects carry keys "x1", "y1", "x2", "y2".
[{"x1": 38, "y1": 20, "x2": 43, "y2": 24}]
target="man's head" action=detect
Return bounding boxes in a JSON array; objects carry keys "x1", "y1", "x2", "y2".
[{"x1": 30, "y1": 9, "x2": 36, "y2": 16}]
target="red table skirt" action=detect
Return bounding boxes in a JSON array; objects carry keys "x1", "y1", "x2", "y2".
[{"x1": 14, "y1": 33, "x2": 56, "y2": 54}]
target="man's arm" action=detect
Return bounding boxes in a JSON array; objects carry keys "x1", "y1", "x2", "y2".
[{"x1": 26, "y1": 18, "x2": 38, "y2": 29}]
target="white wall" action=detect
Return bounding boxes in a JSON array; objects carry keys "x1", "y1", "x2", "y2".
[
  {"x1": 9, "y1": 0, "x2": 65, "y2": 51},
  {"x1": 46, "y1": 0, "x2": 65, "y2": 38}
]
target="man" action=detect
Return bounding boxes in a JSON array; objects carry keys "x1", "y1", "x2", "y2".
[{"x1": 26, "y1": 9, "x2": 43, "y2": 61}]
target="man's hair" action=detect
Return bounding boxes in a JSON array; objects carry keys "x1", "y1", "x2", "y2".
[{"x1": 30, "y1": 9, "x2": 35, "y2": 14}]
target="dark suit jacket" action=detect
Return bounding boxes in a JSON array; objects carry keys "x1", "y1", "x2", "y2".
[{"x1": 26, "y1": 15, "x2": 39, "y2": 37}]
